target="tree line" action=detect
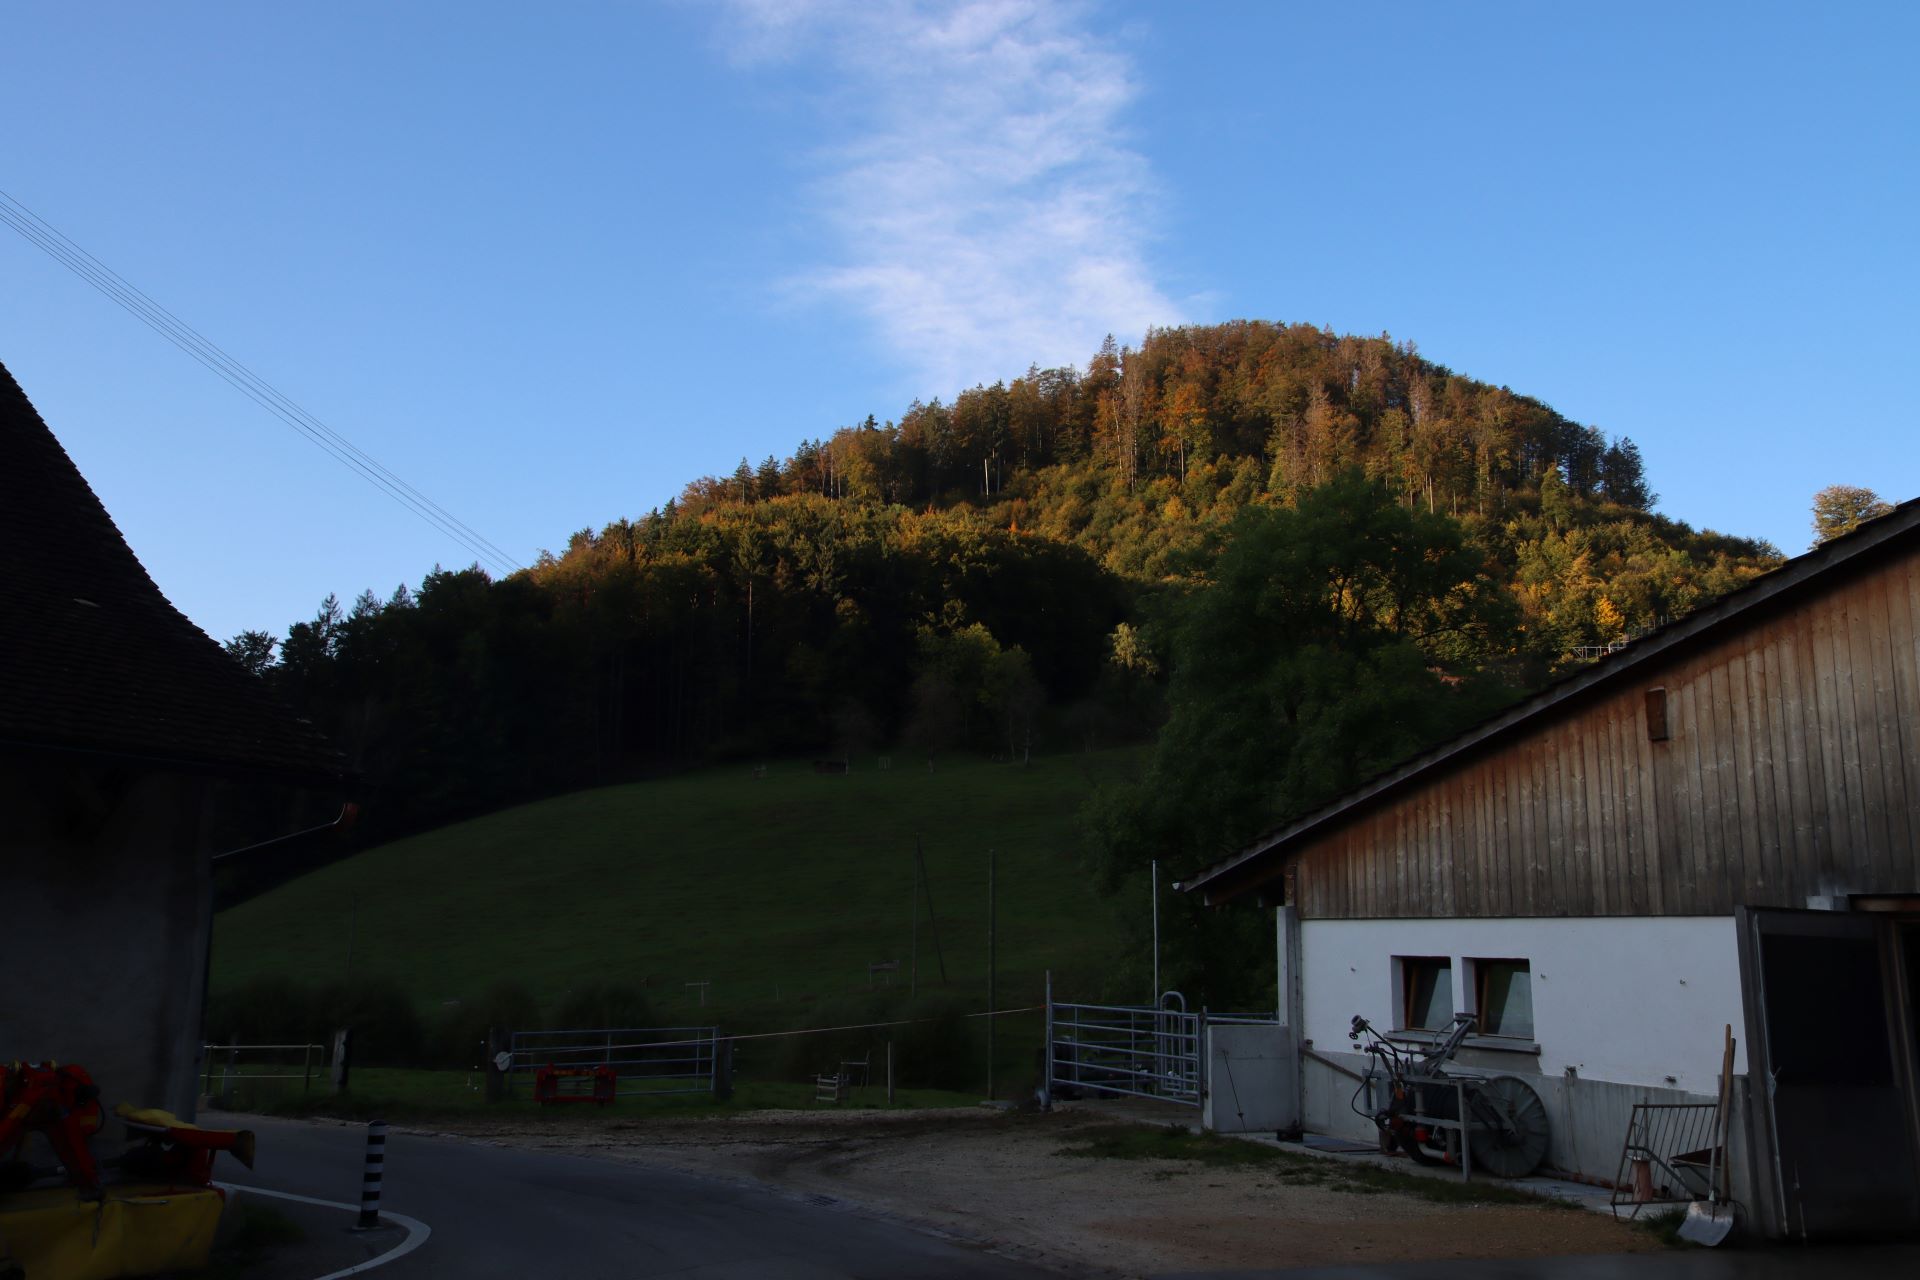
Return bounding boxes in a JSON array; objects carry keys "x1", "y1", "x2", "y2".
[{"x1": 227, "y1": 320, "x2": 1782, "y2": 847}]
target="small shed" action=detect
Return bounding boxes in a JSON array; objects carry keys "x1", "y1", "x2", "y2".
[
  {"x1": 1181, "y1": 498, "x2": 1920, "y2": 1239},
  {"x1": 0, "y1": 359, "x2": 349, "y2": 1119}
]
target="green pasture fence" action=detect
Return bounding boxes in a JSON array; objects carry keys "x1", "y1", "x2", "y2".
[{"x1": 201, "y1": 1040, "x2": 334, "y2": 1108}]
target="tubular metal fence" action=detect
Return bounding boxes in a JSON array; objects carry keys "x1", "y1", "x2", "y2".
[
  {"x1": 200, "y1": 1042, "x2": 328, "y2": 1105},
  {"x1": 506, "y1": 1026, "x2": 721, "y2": 1097},
  {"x1": 1046, "y1": 1001, "x2": 1205, "y2": 1105},
  {"x1": 1610, "y1": 1101, "x2": 1724, "y2": 1217}
]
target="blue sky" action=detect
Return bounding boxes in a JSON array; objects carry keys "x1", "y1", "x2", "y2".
[{"x1": 4, "y1": 1, "x2": 1915, "y2": 643}]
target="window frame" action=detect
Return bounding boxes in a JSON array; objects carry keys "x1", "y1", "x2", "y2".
[
  {"x1": 1469, "y1": 956, "x2": 1535, "y2": 1040},
  {"x1": 1394, "y1": 955, "x2": 1454, "y2": 1032}
]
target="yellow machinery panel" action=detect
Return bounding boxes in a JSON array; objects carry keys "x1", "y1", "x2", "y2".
[{"x1": 0, "y1": 1183, "x2": 222, "y2": 1279}]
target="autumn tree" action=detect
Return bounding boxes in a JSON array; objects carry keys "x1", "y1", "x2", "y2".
[{"x1": 1811, "y1": 484, "x2": 1893, "y2": 545}]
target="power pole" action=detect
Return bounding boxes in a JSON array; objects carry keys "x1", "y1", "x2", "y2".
[
  {"x1": 986, "y1": 847, "x2": 996, "y2": 1100},
  {"x1": 916, "y1": 833, "x2": 947, "y2": 984},
  {"x1": 1150, "y1": 858, "x2": 1159, "y2": 1005}
]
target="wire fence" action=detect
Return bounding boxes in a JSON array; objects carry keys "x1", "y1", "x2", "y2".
[
  {"x1": 201, "y1": 1042, "x2": 330, "y2": 1107},
  {"x1": 506, "y1": 1026, "x2": 721, "y2": 1097}
]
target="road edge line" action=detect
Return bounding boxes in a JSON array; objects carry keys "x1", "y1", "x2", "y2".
[{"x1": 212, "y1": 1181, "x2": 431, "y2": 1278}]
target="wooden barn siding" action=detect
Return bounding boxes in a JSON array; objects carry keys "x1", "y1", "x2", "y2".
[{"x1": 1295, "y1": 553, "x2": 1920, "y2": 919}]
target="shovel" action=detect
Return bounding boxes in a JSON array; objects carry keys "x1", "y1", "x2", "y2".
[
  {"x1": 1678, "y1": 1199, "x2": 1736, "y2": 1246},
  {"x1": 1677, "y1": 1026, "x2": 1737, "y2": 1247}
]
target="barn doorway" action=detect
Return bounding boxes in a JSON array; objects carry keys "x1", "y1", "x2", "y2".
[{"x1": 1736, "y1": 906, "x2": 1920, "y2": 1238}]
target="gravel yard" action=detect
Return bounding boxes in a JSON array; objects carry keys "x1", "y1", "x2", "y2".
[{"x1": 415, "y1": 1104, "x2": 1663, "y2": 1276}]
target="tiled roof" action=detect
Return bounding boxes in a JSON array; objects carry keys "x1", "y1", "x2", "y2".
[{"x1": 0, "y1": 359, "x2": 348, "y2": 783}]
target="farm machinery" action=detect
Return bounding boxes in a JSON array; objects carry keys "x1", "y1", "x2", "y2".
[
  {"x1": 1348, "y1": 1012, "x2": 1551, "y2": 1179},
  {"x1": 1, "y1": 1060, "x2": 254, "y2": 1278}
]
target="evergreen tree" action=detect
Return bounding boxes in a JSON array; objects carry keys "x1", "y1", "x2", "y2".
[
  {"x1": 1601, "y1": 437, "x2": 1655, "y2": 509},
  {"x1": 223, "y1": 629, "x2": 277, "y2": 676}
]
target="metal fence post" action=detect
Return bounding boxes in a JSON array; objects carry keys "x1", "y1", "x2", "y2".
[
  {"x1": 1040, "y1": 971, "x2": 1053, "y2": 1111},
  {"x1": 1198, "y1": 1007, "x2": 1209, "y2": 1112},
  {"x1": 355, "y1": 1120, "x2": 387, "y2": 1229},
  {"x1": 484, "y1": 1027, "x2": 508, "y2": 1103},
  {"x1": 713, "y1": 1034, "x2": 734, "y2": 1102}
]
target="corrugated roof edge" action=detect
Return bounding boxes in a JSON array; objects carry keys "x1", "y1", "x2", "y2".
[{"x1": 1177, "y1": 495, "x2": 1920, "y2": 903}]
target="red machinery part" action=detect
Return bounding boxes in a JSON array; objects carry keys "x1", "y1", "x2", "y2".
[
  {"x1": 0, "y1": 1062, "x2": 105, "y2": 1192},
  {"x1": 533, "y1": 1065, "x2": 616, "y2": 1106}
]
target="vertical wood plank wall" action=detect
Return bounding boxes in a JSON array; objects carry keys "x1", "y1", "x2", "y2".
[{"x1": 1295, "y1": 551, "x2": 1920, "y2": 918}]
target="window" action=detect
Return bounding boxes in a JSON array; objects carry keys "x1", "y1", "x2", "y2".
[
  {"x1": 1473, "y1": 959, "x2": 1534, "y2": 1039},
  {"x1": 1397, "y1": 956, "x2": 1453, "y2": 1031}
]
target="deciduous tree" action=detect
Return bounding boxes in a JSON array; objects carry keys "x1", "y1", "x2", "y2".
[{"x1": 1811, "y1": 484, "x2": 1893, "y2": 545}]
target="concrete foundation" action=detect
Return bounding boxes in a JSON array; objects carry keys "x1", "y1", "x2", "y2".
[{"x1": 2, "y1": 759, "x2": 213, "y2": 1119}]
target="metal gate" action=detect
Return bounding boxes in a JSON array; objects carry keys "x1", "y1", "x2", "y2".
[
  {"x1": 1046, "y1": 997, "x2": 1204, "y2": 1105},
  {"x1": 506, "y1": 1025, "x2": 720, "y2": 1097}
]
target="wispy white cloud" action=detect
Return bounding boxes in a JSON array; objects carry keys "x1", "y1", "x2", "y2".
[{"x1": 717, "y1": 0, "x2": 1179, "y2": 391}]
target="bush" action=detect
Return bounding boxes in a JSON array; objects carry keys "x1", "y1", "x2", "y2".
[
  {"x1": 425, "y1": 979, "x2": 540, "y2": 1069},
  {"x1": 764, "y1": 993, "x2": 892, "y2": 1083},
  {"x1": 206, "y1": 975, "x2": 424, "y2": 1068},
  {"x1": 758, "y1": 991, "x2": 981, "y2": 1092},
  {"x1": 205, "y1": 976, "x2": 311, "y2": 1048},
  {"x1": 550, "y1": 981, "x2": 654, "y2": 1032},
  {"x1": 892, "y1": 995, "x2": 979, "y2": 1091},
  {"x1": 310, "y1": 976, "x2": 424, "y2": 1066}
]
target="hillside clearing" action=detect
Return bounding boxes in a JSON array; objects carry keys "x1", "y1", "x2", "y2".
[{"x1": 213, "y1": 750, "x2": 1142, "y2": 1036}]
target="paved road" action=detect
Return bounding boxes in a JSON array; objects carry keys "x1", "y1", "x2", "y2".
[
  {"x1": 222, "y1": 1115, "x2": 1059, "y2": 1279},
  {"x1": 223, "y1": 1117, "x2": 1920, "y2": 1279}
]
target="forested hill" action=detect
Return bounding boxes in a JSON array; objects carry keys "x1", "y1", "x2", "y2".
[{"x1": 230, "y1": 320, "x2": 1781, "y2": 844}]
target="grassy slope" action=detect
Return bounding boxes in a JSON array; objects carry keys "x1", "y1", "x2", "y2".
[{"x1": 213, "y1": 750, "x2": 1142, "y2": 1028}]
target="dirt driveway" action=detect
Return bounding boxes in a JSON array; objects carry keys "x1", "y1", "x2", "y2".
[{"x1": 416, "y1": 1104, "x2": 1661, "y2": 1276}]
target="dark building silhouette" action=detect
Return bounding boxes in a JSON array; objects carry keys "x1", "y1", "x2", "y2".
[{"x1": 1, "y1": 359, "x2": 349, "y2": 1116}]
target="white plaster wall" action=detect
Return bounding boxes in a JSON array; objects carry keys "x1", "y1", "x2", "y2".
[{"x1": 1300, "y1": 916, "x2": 1747, "y2": 1092}]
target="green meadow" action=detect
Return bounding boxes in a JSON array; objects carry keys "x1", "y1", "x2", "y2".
[{"x1": 213, "y1": 750, "x2": 1145, "y2": 1043}]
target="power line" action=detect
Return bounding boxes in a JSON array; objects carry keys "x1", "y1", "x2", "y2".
[
  {"x1": 0, "y1": 189, "x2": 524, "y2": 576},
  {"x1": 0, "y1": 190, "x2": 522, "y2": 575}
]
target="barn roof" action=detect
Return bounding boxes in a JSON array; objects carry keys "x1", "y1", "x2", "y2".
[
  {"x1": 1178, "y1": 492, "x2": 1920, "y2": 903},
  {"x1": 0, "y1": 359, "x2": 348, "y2": 784}
]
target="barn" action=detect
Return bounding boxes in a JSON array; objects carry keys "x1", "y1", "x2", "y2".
[
  {"x1": 0, "y1": 359, "x2": 349, "y2": 1121},
  {"x1": 1180, "y1": 498, "x2": 1920, "y2": 1239}
]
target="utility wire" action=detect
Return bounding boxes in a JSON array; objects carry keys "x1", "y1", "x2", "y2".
[
  {"x1": 0, "y1": 189, "x2": 524, "y2": 576},
  {"x1": 0, "y1": 193, "x2": 521, "y2": 576},
  {"x1": 0, "y1": 191, "x2": 521, "y2": 575}
]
